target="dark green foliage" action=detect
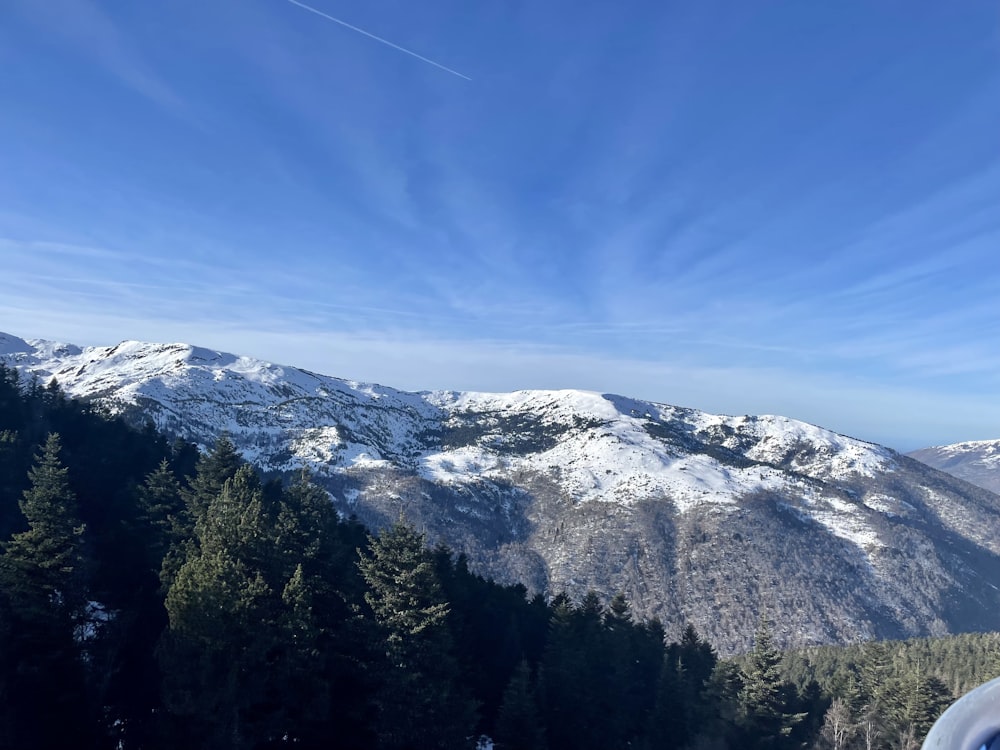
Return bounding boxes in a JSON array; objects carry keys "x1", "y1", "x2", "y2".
[
  {"x1": 537, "y1": 591, "x2": 669, "y2": 750},
  {"x1": 183, "y1": 435, "x2": 243, "y2": 523},
  {"x1": 738, "y1": 619, "x2": 805, "y2": 749},
  {"x1": 645, "y1": 653, "x2": 689, "y2": 749},
  {"x1": 158, "y1": 464, "x2": 376, "y2": 750},
  {"x1": 494, "y1": 660, "x2": 546, "y2": 750},
  {"x1": 432, "y1": 545, "x2": 551, "y2": 734},
  {"x1": 358, "y1": 522, "x2": 478, "y2": 749},
  {"x1": 138, "y1": 458, "x2": 186, "y2": 578},
  {"x1": 0, "y1": 432, "x2": 95, "y2": 748},
  {"x1": 160, "y1": 466, "x2": 279, "y2": 748},
  {"x1": 646, "y1": 624, "x2": 724, "y2": 749},
  {"x1": 0, "y1": 370, "x2": 991, "y2": 750},
  {"x1": 1, "y1": 434, "x2": 87, "y2": 621},
  {"x1": 896, "y1": 673, "x2": 952, "y2": 741}
]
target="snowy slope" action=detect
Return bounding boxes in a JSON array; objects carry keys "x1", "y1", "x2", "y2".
[
  {"x1": 3, "y1": 334, "x2": 897, "y2": 546},
  {"x1": 5, "y1": 332, "x2": 1000, "y2": 652},
  {"x1": 1, "y1": 333, "x2": 892, "y2": 503},
  {"x1": 908, "y1": 441, "x2": 1000, "y2": 495}
]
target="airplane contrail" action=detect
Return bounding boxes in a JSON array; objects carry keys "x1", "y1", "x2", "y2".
[{"x1": 284, "y1": 0, "x2": 471, "y2": 81}]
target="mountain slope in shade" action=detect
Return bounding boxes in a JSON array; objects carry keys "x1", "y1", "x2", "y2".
[
  {"x1": 908, "y1": 441, "x2": 1000, "y2": 495},
  {"x1": 4, "y1": 332, "x2": 1000, "y2": 655}
]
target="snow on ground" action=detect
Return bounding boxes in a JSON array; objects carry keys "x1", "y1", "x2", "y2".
[
  {"x1": 419, "y1": 446, "x2": 503, "y2": 482},
  {"x1": 862, "y1": 493, "x2": 914, "y2": 517},
  {"x1": 933, "y1": 439, "x2": 1000, "y2": 460},
  {"x1": 807, "y1": 496, "x2": 883, "y2": 549},
  {"x1": 425, "y1": 388, "x2": 622, "y2": 422},
  {"x1": 289, "y1": 426, "x2": 344, "y2": 465},
  {"x1": 2, "y1": 333, "x2": 895, "y2": 545},
  {"x1": 0, "y1": 332, "x2": 34, "y2": 355},
  {"x1": 421, "y1": 394, "x2": 822, "y2": 513},
  {"x1": 687, "y1": 412, "x2": 892, "y2": 478}
]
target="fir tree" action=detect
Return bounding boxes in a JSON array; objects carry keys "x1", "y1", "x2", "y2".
[
  {"x1": 646, "y1": 653, "x2": 688, "y2": 750},
  {"x1": 358, "y1": 521, "x2": 478, "y2": 750},
  {"x1": 494, "y1": 659, "x2": 547, "y2": 750},
  {"x1": 738, "y1": 619, "x2": 804, "y2": 749},
  {"x1": 137, "y1": 458, "x2": 186, "y2": 576},
  {"x1": 183, "y1": 434, "x2": 243, "y2": 522},
  {"x1": 160, "y1": 466, "x2": 280, "y2": 749},
  {"x1": 274, "y1": 473, "x2": 375, "y2": 748},
  {"x1": 0, "y1": 433, "x2": 95, "y2": 747},
  {"x1": 896, "y1": 673, "x2": 951, "y2": 744},
  {"x1": 539, "y1": 592, "x2": 626, "y2": 750},
  {"x1": 1, "y1": 433, "x2": 87, "y2": 622}
]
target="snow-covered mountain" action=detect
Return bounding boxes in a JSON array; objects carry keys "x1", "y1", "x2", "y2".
[
  {"x1": 908, "y1": 441, "x2": 1000, "y2": 495},
  {"x1": 5, "y1": 331, "x2": 1000, "y2": 654}
]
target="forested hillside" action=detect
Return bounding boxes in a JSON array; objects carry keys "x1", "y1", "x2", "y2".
[
  {"x1": 0, "y1": 363, "x2": 994, "y2": 749},
  {"x1": 9, "y1": 333, "x2": 1000, "y2": 654}
]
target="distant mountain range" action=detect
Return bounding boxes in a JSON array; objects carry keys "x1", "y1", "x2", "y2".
[
  {"x1": 907, "y1": 442, "x2": 1000, "y2": 495},
  {"x1": 4, "y1": 331, "x2": 1000, "y2": 655}
]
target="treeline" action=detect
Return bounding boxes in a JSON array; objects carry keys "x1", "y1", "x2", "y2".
[
  {"x1": 778, "y1": 634, "x2": 1000, "y2": 748},
  {"x1": 784, "y1": 631, "x2": 1000, "y2": 698},
  {"x1": 0, "y1": 364, "x2": 988, "y2": 749}
]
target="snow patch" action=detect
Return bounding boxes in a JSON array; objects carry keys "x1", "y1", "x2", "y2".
[
  {"x1": 0, "y1": 332, "x2": 33, "y2": 355},
  {"x1": 420, "y1": 446, "x2": 501, "y2": 483},
  {"x1": 807, "y1": 497, "x2": 882, "y2": 549}
]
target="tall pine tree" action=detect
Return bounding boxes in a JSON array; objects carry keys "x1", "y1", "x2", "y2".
[
  {"x1": 358, "y1": 521, "x2": 477, "y2": 750},
  {"x1": 160, "y1": 465, "x2": 280, "y2": 749},
  {"x1": 1, "y1": 433, "x2": 87, "y2": 621},
  {"x1": 0, "y1": 433, "x2": 95, "y2": 747},
  {"x1": 738, "y1": 619, "x2": 804, "y2": 750},
  {"x1": 494, "y1": 659, "x2": 546, "y2": 750}
]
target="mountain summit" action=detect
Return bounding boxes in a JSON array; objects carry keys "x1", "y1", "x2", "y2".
[{"x1": 4, "y1": 332, "x2": 1000, "y2": 654}]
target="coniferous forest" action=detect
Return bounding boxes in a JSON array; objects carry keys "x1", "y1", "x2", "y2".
[{"x1": 0, "y1": 363, "x2": 996, "y2": 750}]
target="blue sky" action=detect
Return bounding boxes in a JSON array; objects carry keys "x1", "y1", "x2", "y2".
[{"x1": 2, "y1": 0, "x2": 999, "y2": 451}]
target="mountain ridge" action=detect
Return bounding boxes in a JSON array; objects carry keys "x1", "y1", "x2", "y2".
[
  {"x1": 907, "y1": 440, "x2": 1000, "y2": 495},
  {"x1": 4, "y1": 331, "x2": 1000, "y2": 654}
]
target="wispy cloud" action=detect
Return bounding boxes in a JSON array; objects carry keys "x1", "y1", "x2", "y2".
[
  {"x1": 7, "y1": 0, "x2": 186, "y2": 116},
  {"x1": 4, "y1": 0, "x2": 1000, "y2": 450}
]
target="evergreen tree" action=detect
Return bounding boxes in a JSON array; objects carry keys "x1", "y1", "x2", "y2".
[
  {"x1": 701, "y1": 659, "x2": 745, "y2": 744},
  {"x1": 494, "y1": 659, "x2": 547, "y2": 750},
  {"x1": 0, "y1": 433, "x2": 95, "y2": 747},
  {"x1": 646, "y1": 653, "x2": 688, "y2": 750},
  {"x1": 160, "y1": 437, "x2": 242, "y2": 591},
  {"x1": 538, "y1": 594, "x2": 579, "y2": 749},
  {"x1": 183, "y1": 434, "x2": 243, "y2": 522},
  {"x1": 538, "y1": 592, "x2": 629, "y2": 750},
  {"x1": 358, "y1": 521, "x2": 477, "y2": 750},
  {"x1": 646, "y1": 624, "x2": 721, "y2": 749},
  {"x1": 0, "y1": 428, "x2": 25, "y2": 541},
  {"x1": 274, "y1": 473, "x2": 375, "y2": 748},
  {"x1": 679, "y1": 624, "x2": 718, "y2": 692},
  {"x1": 738, "y1": 619, "x2": 804, "y2": 749},
  {"x1": 603, "y1": 593, "x2": 660, "y2": 743},
  {"x1": 160, "y1": 466, "x2": 281, "y2": 749},
  {"x1": 858, "y1": 640, "x2": 895, "y2": 718},
  {"x1": 1, "y1": 433, "x2": 87, "y2": 622},
  {"x1": 896, "y1": 673, "x2": 951, "y2": 744},
  {"x1": 275, "y1": 563, "x2": 330, "y2": 729},
  {"x1": 137, "y1": 458, "x2": 186, "y2": 577}
]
